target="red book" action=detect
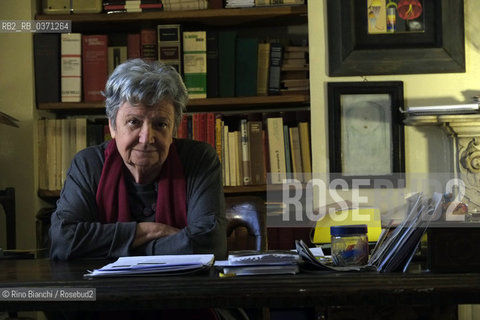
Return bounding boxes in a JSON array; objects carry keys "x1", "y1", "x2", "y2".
[
  {"x1": 199, "y1": 113, "x2": 207, "y2": 143},
  {"x1": 192, "y1": 113, "x2": 200, "y2": 141},
  {"x1": 193, "y1": 113, "x2": 207, "y2": 143},
  {"x1": 176, "y1": 114, "x2": 188, "y2": 139},
  {"x1": 140, "y1": 29, "x2": 157, "y2": 61},
  {"x1": 82, "y1": 34, "x2": 108, "y2": 102},
  {"x1": 206, "y1": 112, "x2": 215, "y2": 149},
  {"x1": 127, "y1": 33, "x2": 141, "y2": 59}
]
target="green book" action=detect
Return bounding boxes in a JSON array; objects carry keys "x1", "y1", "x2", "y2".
[
  {"x1": 183, "y1": 31, "x2": 207, "y2": 99},
  {"x1": 218, "y1": 31, "x2": 237, "y2": 97},
  {"x1": 235, "y1": 37, "x2": 258, "y2": 97}
]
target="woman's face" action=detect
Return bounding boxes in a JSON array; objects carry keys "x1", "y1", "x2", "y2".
[{"x1": 109, "y1": 100, "x2": 175, "y2": 180}]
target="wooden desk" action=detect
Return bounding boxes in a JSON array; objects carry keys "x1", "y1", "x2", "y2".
[{"x1": 1, "y1": 259, "x2": 480, "y2": 312}]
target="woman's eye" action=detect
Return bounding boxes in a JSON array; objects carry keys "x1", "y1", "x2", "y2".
[
  {"x1": 127, "y1": 119, "x2": 140, "y2": 127},
  {"x1": 156, "y1": 122, "x2": 168, "y2": 129}
]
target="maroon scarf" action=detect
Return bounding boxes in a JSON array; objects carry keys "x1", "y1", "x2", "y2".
[{"x1": 96, "y1": 139, "x2": 187, "y2": 228}]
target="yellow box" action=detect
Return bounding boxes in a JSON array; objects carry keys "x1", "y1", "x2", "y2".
[{"x1": 312, "y1": 207, "x2": 382, "y2": 244}]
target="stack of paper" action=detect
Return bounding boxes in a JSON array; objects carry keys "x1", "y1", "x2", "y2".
[
  {"x1": 84, "y1": 254, "x2": 214, "y2": 278},
  {"x1": 296, "y1": 192, "x2": 443, "y2": 273},
  {"x1": 368, "y1": 192, "x2": 443, "y2": 272},
  {"x1": 215, "y1": 250, "x2": 300, "y2": 276}
]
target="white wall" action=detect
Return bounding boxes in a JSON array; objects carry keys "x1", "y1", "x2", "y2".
[{"x1": 308, "y1": 0, "x2": 480, "y2": 214}]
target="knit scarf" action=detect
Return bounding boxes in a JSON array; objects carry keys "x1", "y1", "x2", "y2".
[{"x1": 96, "y1": 139, "x2": 187, "y2": 228}]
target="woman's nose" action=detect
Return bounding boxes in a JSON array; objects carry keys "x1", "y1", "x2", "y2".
[{"x1": 139, "y1": 124, "x2": 155, "y2": 144}]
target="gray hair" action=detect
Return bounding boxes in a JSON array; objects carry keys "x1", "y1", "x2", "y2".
[{"x1": 103, "y1": 59, "x2": 188, "y2": 131}]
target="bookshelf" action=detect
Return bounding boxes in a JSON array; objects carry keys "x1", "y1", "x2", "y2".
[
  {"x1": 35, "y1": 6, "x2": 307, "y2": 27},
  {"x1": 38, "y1": 94, "x2": 310, "y2": 112},
  {"x1": 34, "y1": 5, "x2": 310, "y2": 200}
]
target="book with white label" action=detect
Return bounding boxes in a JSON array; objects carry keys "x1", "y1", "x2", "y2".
[
  {"x1": 61, "y1": 33, "x2": 82, "y2": 102},
  {"x1": 267, "y1": 117, "x2": 286, "y2": 184},
  {"x1": 183, "y1": 30, "x2": 207, "y2": 98}
]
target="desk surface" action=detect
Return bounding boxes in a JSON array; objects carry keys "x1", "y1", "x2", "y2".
[{"x1": 1, "y1": 259, "x2": 480, "y2": 311}]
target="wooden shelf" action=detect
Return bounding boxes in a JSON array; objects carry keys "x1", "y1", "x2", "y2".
[
  {"x1": 35, "y1": 5, "x2": 307, "y2": 27},
  {"x1": 37, "y1": 94, "x2": 310, "y2": 112}
]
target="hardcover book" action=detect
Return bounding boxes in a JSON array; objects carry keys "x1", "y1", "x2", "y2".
[
  {"x1": 218, "y1": 31, "x2": 237, "y2": 97},
  {"x1": 34, "y1": 34, "x2": 60, "y2": 103},
  {"x1": 240, "y1": 119, "x2": 252, "y2": 185},
  {"x1": 267, "y1": 117, "x2": 286, "y2": 184},
  {"x1": 268, "y1": 42, "x2": 283, "y2": 95},
  {"x1": 157, "y1": 24, "x2": 182, "y2": 73},
  {"x1": 140, "y1": 29, "x2": 157, "y2": 62},
  {"x1": 183, "y1": 31, "x2": 207, "y2": 99},
  {"x1": 235, "y1": 38, "x2": 258, "y2": 97},
  {"x1": 256, "y1": 42, "x2": 270, "y2": 96},
  {"x1": 61, "y1": 33, "x2": 82, "y2": 102},
  {"x1": 298, "y1": 121, "x2": 311, "y2": 181},
  {"x1": 248, "y1": 121, "x2": 266, "y2": 185},
  {"x1": 127, "y1": 33, "x2": 141, "y2": 59},
  {"x1": 207, "y1": 30, "x2": 219, "y2": 98},
  {"x1": 82, "y1": 34, "x2": 108, "y2": 102}
]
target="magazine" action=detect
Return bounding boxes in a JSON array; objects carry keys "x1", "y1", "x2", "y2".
[{"x1": 296, "y1": 192, "x2": 443, "y2": 273}]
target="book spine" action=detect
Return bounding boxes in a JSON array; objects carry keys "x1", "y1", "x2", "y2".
[
  {"x1": 82, "y1": 34, "x2": 108, "y2": 102},
  {"x1": 157, "y1": 24, "x2": 182, "y2": 74},
  {"x1": 34, "y1": 34, "x2": 60, "y2": 103},
  {"x1": 218, "y1": 31, "x2": 237, "y2": 97},
  {"x1": 108, "y1": 46, "x2": 127, "y2": 75},
  {"x1": 248, "y1": 120, "x2": 266, "y2": 185},
  {"x1": 298, "y1": 121, "x2": 312, "y2": 181},
  {"x1": 140, "y1": 29, "x2": 157, "y2": 61},
  {"x1": 75, "y1": 118, "x2": 87, "y2": 153},
  {"x1": 256, "y1": 42, "x2": 270, "y2": 96},
  {"x1": 228, "y1": 131, "x2": 237, "y2": 186},
  {"x1": 127, "y1": 33, "x2": 141, "y2": 59},
  {"x1": 288, "y1": 126, "x2": 304, "y2": 182},
  {"x1": 223, "y1": 124, "x2": 230, "y2": 186},
  {"x1": 206, "y1": 112, "x2": 216, "y2": 149},
  {"x1": 61, "y1": 33, "x2": 82, "y2": 102},
  {"x1": 283, "y1": 124, "x2": 292, "y2": 179},
  {"x1": 215, "y1": 115, "x2": 223, "y2": 164},
  {"x1": 183, "y1": 31, "x2": 207, "y2": 99},
  {"x1": 267, "y1": 42, "x2": 283, "y2": 96},
  {"x1": 235, "y1": 37, "x2": 258, "y2": 97},
  {"x1": 206, "y1": 30, "x2": 219, "y2": 98},
  {"x1": 240, "y1": 119, "x2": 252, "y2": 185},
  {"x1": 267, "y1": 117, "x2": 286, "y2": 184},
  {"x1": 176, "y1": 114, "x2": 188, "y2": 139}
]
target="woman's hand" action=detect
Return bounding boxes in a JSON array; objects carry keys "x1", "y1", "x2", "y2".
[{"x1": 131, "y1": 222, "x2": 180, "y2": 248}]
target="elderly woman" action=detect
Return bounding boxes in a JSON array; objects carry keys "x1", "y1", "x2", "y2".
[{"x1": 49, "y1": 59, "x2": 227, "y2": 260}]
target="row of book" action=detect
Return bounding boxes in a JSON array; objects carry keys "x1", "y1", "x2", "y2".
[
  {"x1": 37, "y1": 118, "x2": 110, "y2": 191},
  {"x1": 101, "y1": 0, "x2": 303, "y2": 13},
  {"x1": 227, "y1": 0, "x2": 305, "y2": 8},
  {"x1": 38, "y1": 111, "x2": 311, "y2": 190},
  {"x1": 177, "y1": 112, "x2": 311, "y2": 186},
  {"x1": 33, "y1": 25, "x2": 309, "y2": 104}
]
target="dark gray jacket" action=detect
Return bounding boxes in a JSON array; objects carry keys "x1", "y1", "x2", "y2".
[{"x1": 49, "y1": 139, "x2": 226, "y2": 260}]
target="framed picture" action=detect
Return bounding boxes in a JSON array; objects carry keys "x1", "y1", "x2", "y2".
[
  {"x1": 328, "y1": 81, "x2": 405, "y2": 187},
  {"x1": 327, "y1": 0, "x2": 465, "y2": 76}
]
